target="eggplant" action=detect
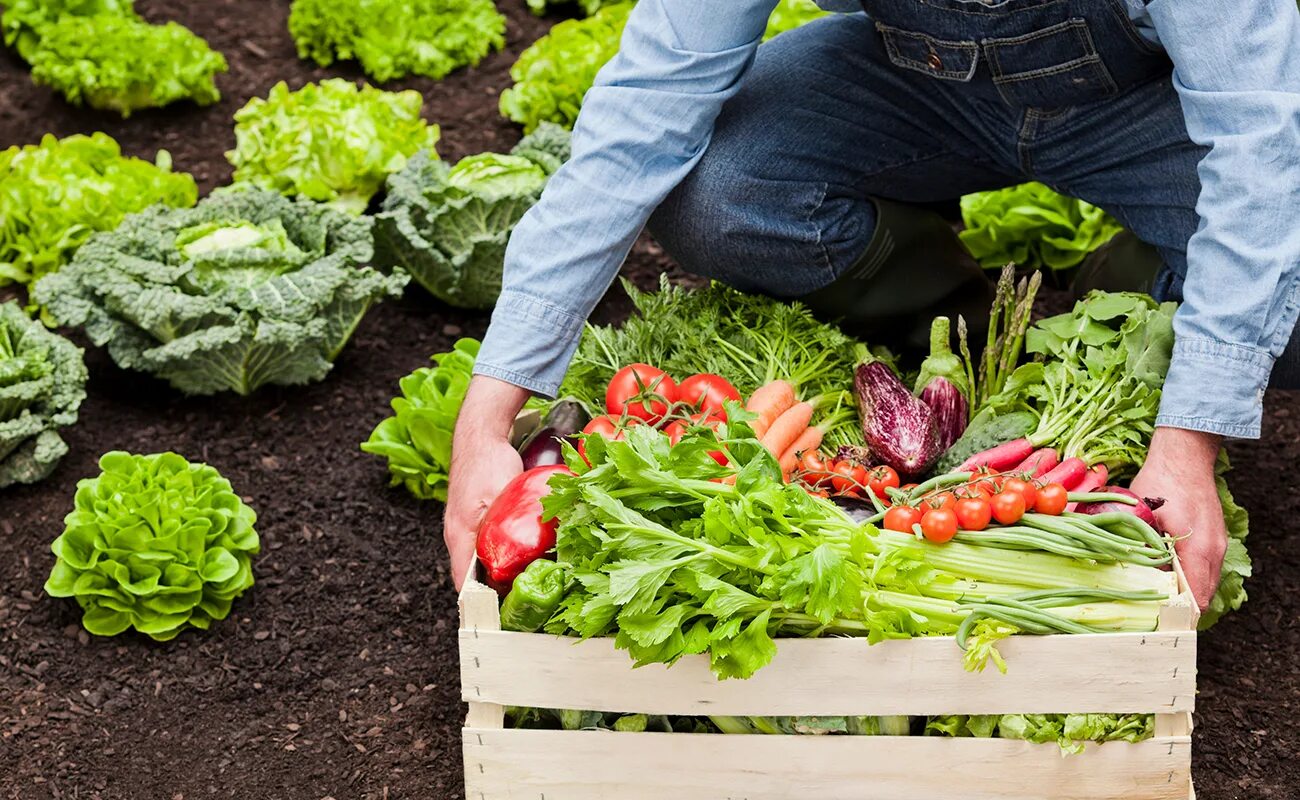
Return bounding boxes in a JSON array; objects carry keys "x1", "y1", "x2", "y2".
[
  {"x1": 854, "y1": 361, "x2": 940, "y2": 479},
  {"x1": 920, "y1": 378, "x2": 968, "y2": 452},
  {"x1": 1075, "y1": 486, "x2": 1165, "y2": 528},
  {"x1": 518, "y1": 401, "x2": 588, "y2": 470},
  {"x1": 913, "y1": 318, "x2": 970, "y2": 452}
]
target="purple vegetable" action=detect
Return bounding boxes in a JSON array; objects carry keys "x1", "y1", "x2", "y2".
[
  {"x1": 920, "y1": 377, "x2": 968, "y2": 452},
  {"x1": 1075, "y1": 486, "x2": 1165, "y2": 528},
  {"x1": 518, "y1": 401, "x2": 587, "y2": 470},
  {"x1": 835, "y1": 445, "x2": 872, "y2": 468},
  {"x1": 854, "y1": 361, "x2": 941, "y2": 479}
]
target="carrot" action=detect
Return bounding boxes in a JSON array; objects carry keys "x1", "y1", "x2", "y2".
[
  {"x1": 746, "y1": 380, "x2": 795, "y2": 438},
  {"x1": 778, "y1": 426, "x2": 824, "y2": 477},
  {"x1": 760, "y1": 401, "x2": 815, "y2": 458}
]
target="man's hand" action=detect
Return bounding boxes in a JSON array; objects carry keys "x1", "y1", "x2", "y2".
[
  {"x1": 1130, "y1": 426, "x2": 1226, "y2": 611},
  {"x1": 443, "y1": 375, "x2": 532, "y2": 590}
]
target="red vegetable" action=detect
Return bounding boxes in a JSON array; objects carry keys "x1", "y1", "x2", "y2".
[
  {"x1": 1064, "y1": 464, "x2": 1109, "y2": 513},
  {"x1": 920, "y1": 507, "x2": 958, "y2": 543},
  {"x1": 883, "y1": 505, "x2": 924, "y2": 533},
  {"x1": 476, "y1": 465, "x2": 573, "y2": 591},
  {"x1": 1034, "y1": 483, "x2": 1069, "y2": 516},
  {"x1": 606, "y1": 363, "x2": 677, "y2": 423},
  {"x1": 1040, "y1": 457, "x2": 1089, "y2": 491},
  {"x1": 956, "y1": 438, "x2": 1035, "y2": 473},
  {"x1": 954, "y1": 496, "x2": 992, "y2": 531},
  {"x1": 1012, "y1": 448, "x2": 1058, "y2": 479},
  {"x1": 1074, "y1": 486, "x2": 1163, "y2": 528},
  {"x1": 1002, "y1": 477, "x2": 1038, "y2": 510},
  {"x1": 677, "y1": 374, "x2": 741, "y2": 419},
  {"x1": 990, "y1": 491, "x2": 1026, "y2": 525}
]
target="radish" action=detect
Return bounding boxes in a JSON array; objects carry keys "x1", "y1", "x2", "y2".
[
  {"x1": 1012, "y1": 448, "x2": 1058, "y2": 478},
  {"x1": 1064, "y1": 464, "x2": 1108, "y2": 512},
  {"x1": 1040, "y1": 457, "x2": 1089, "y2": 490},
  {"x1": 956, "y1": 438, "x2": 1035, "y2": 473},
  {"x1": 1075, "y1": 486, "x2": 1164, "y2": 528}
]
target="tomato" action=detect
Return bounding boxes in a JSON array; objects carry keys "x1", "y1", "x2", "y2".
[
  {"x1": 920, "y1": 507, "x2": 959, "y2": 543},
  {"x1": 883, "y1": 505, "x2": 924, "y2": 533},
  {"x1": 867, "y1": 465, "x2": 900, "y2": 499},
  {"x1": 578, "y1": 415, "x2": 636, "y2": 460},
  {"x1": 799, "y1": 450, "x2": 830, "y2": 486},
  {"x1": 924, "y1": 491, "x2": 957, "y2": 511},
  {"x1": 606, "y1": 363, "x2": 677, "y2": 423},
  {"x1": 954, "y1": 497, "x2": 992, "y2": 531},
  {"x1": 851, "y1": 465, "x2": 869, "y2": 492},
  {"x1": 662, "y1": 420, "x2": 686, "y2": 446},
  {"x1": 1034, "y1": 482, "x2": 1069, "y2": 516},
  {"x1": 990, "y1": 491, "x2": 1026, "y2": 525},
  {"x1": 676, "y1": 374, "x2": 741, "y2": 420},
  {"x1": 901, "y1": 483, "x2": 919, "y2": 492},
  {"x1": 830, "y1": 461, "x2": 859, "y2": 495},
  {"x1": 1002, "y1": 477, "x2": 1037, "y2": 509}
]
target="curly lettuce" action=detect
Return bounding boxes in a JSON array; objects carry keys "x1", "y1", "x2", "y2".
[
  {"x1": 44, "y1": 451, "x2": 259, "y2": 641},
  {"x1": 960, "y1": 182, "x2": 1124, "y2": 271},
  {"x1": 24, "y1": 14, "x2": 227, "y2": 116},
  {"x1": 524, "y1": 0, "x2": 625, "y2": 14},
  {"x1": 288, "y1": 0, "x2": 505, "y2": 82},
  {"x1": 1, "y1": 0, "x2": 137, "y2": 61},
  {"x1": 0, "y1": 133, "x2": 198, "y2": 289},
  {"x1": 228, "y1": 79, "x2": 440, "y2": 214},
  {"x1": 763, "y1": 0, "x2": 828, "y2": 40},
  {"x1": 500, "y1": 2, "x2": 633, "y2": 133},
  {"x1": 1203, "y1": 452, "x2": 1251, "y2": 630},
  {"x1": 0, "y1": 301, "x2": 87, "y2": 487},
  {"x1": 362, "y1": 337, "x2": 479, "y2": 501},
  {"x1": 33, "y1": 187, "x2": 407, "y2": 395},
  {"x1": 374, "y1": 124, "x2": 571, "y2": 308}
]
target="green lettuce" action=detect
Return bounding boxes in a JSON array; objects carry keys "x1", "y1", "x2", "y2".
[
  {"x1": 500, "y1": 2, "x2": 633, "y2": 133},
  {"x1": 44, "y1": 451, "x2": 260, "y2": 641},
  {"x1": 227, "y1": 79, "x2": 441, "y2": 214},
  {"x1": 1, "y1": 0, "x2": 137, "y2": 62},
  {"x1": 960, "y1": 182, "x2": 1124, "y2": 271},
  {"x1": 763, "y1": 0, "x2": 828, "y2": 40},
  {"x1": 26, "y1": 14, "x2": 227, "y2": 117},
  {"x1": 361, "y1": 337, "x2": 480, "y2": 501},
  {"x1": 926, "y1": 713, "x2": 1153, "y2": 754},
  {"x1": 288, "y1": 0, "x2": 505, "y2": 83},
  {"x1": 0, "y1": 133, "x2": 197, "y2": 289},
  {"x1": 373, "y1": 123, "x2": 571, "y2": 308},
  {"x1": 33, "y1": 187, "x2": 407, "y2": 395},
  {"x1": 524, "y1": 0, "x2": 625, "y2": 15},
  {"x1": 0, "y1": 301, "x2": 87, "y2": 487},
  {"x1": 1202, "y1": 453, "x2": 1251, "y2": 629}
]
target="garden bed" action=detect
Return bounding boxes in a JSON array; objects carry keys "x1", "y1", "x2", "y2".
[{"x1": 0, "y1": 1, "x2": 1297, "y2": 799}]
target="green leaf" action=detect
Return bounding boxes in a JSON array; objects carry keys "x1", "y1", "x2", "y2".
[
  {"x1": 959, "y1": 183, "x2": 1124, "y2": 271},
  {"x1": 763, "y1": 0, "x2": 828, "y2": 41}
]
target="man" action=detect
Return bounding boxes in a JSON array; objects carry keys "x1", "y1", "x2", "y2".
[{"x1": 446, "y1": 0, "x2": 1300, "y2": 611}]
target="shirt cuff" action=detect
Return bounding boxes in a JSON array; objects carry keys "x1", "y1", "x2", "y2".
[
  {"x1": 473, "y1": 288, "x2": 588, "y2": 398},
  {"x1": 1155, "y1": 338, "x2": 1271, "y2": 439}
]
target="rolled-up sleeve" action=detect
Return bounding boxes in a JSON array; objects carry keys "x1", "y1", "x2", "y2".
[
  {"x1": 1145, "y1": 0, "x2": 1300, "y2": 438},
  {"x1": 476, "y1": 0, "x2": 779, "y2": 396}
]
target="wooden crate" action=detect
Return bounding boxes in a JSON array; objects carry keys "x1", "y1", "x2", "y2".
[{"x1": 459, "y1": 561, "x2": 1197, "y2": 800}]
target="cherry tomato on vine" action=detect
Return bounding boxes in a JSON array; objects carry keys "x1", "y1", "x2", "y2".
[
  {"x1": 578, "y1": 415, "x2": 636, "y2": 460},
  {"x1": 990, "y1": 491, "x2": 1027, "y2": 525},
  {"x1": 662, "y1": 420, "x2": 686, "y2": 446},
  {"x1": 883, "y1": 505, "x2": 924, "y2": 533},
  {"x1": 606, "y1": 363, "x2": 677, "y2": 423},
  {"x1": 799, "y1": 450, "x2": 830, "y2": 486},
  {"x1": 920, "y1": 507, "x2": 959, "y2": 543},
  {"x1": 1034, "y1": 482, "x2": 1069, "y2": 516},
  {"x1": 954, "y1": 496, "x2": 993, "y2": 531},
  {"x1": 851, "y1": 464, "x2": 869, "y2": 492},
  {"x1": 676, "y1": 374, "x2": 741, "y2": 420},
  {"x1": 1002, "y1": 477, "x2": 1038, "y2": 509},
  {"x1": 867, "y1": 465, "x2": 900, "y2": 499},
  {"x1": 830, "y1": 461, "x2": 859, "y2": 495},
  {"x1": 925, "y1": 491, "x2": 957, "y2": 511}
]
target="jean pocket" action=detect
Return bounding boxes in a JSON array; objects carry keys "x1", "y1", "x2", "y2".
[
  {"x1": 876, "y1": 23, "x2": 979, "y2": 82},
  {"x1": 984, "y1": 18, "x2": 1118, "y2": 108}
]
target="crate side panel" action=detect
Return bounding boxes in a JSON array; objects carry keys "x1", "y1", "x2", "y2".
[
  {"x1": 462, "y1": 729, "x2": 1192, "y2": 800},
  {"x1": 459, "y1": 629, "x2": 1195, "y2": 716}
]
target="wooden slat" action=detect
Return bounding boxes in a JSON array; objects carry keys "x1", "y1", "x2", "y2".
[
  {"x1": 459, "y1": 582, "x2": 504, "y2": 730},
  {"x1": 459, "y1": 628, "x2": 1195, "y2": 716},
  {"x1": 462, "y1": 729, "x2": 1193, "y2": 800}
]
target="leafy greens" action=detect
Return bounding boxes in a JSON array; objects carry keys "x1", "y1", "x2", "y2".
[
  {"x1": 763, "y1": 0, "x2": 828, "y2": 40},
  {"x1": 34, "y1": 187, "x2": 407, "y2": 395},
  {"x1": 374, "y1": 123, "x2": 571, "y2": 308},
  {"x1": 288, "y1": 0, "x2": 505, "y2": 83},
  {"x1": 925, "y1": 713, "x2": 1153, "y2": 755},
  {"x1": 1, "y1": 133, "x2": 197, "y2": 289},
  {"x1": 44, "y1": 451, "x2": 260, "y2": 641},
  {"x1": 227, "y1": 79, "x2": 440, "y2": 214},
  {"x1": 0, "y1": 301, "x2": 87, "y2": 488},
  {"x1": 1, "y1": 0, "x2": 137, "y2": 61},
  {"x1": 960, "y1": 182, "x2": 1124, "y2": 271}
]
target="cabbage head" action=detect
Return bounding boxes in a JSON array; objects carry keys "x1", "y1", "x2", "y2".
[
  {"x1": 959, "y1": 182, "x2": 1123, "y2": 271},
  {"x1": 373, "y1": 124, "x2": 570, "y2": 308},
  {"x1": 0, "y1": 301, "x2": 87, "y2": 487},
  {"x1": 34, "y1": 187, "x2": 408, "y2": 396},
  {"x1": 44, "y1": 451, "x2": 260, "y2": 641}
]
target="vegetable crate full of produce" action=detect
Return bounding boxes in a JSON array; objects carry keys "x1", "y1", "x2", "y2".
[{"x1": 458, "y1": 561, "x2": 1198, "y2": 800}]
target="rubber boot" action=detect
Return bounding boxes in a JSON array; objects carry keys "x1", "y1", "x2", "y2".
[
  {"x1": 799, "y1": 197, "x2": 993, "y2": 356},
  {"x1": 1068, "y1": 230, "x2": 1163, "y2": 299}
]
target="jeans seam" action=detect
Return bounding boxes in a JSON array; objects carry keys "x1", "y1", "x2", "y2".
[
  {"x1": 808, "y1": 181, "x2": 836, "y2": 286},
  {"x1": 1101, "y1": 0, "x2": 1165, "y2": 55}
]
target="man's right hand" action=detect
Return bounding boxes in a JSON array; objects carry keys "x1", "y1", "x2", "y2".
[{"x1": 443, "y1": 375, "x2": 532, "y2": 590}]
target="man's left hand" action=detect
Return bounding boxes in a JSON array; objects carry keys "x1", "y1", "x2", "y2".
[{"x1": 1130, "y1": 426, "x2": 1227, "y2": 611}]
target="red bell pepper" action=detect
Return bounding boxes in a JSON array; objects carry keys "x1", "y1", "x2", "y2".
[{"x1": 476, "y1": 465, "x2": 572, "y2": 591}]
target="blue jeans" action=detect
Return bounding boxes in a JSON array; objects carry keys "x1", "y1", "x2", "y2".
[{"x1": 646, "y1": 9, "x2": 1300, "y2": 388}]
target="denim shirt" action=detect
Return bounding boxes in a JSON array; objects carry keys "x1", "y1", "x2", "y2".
[{"x1": 477, "y1": 0, "x2": 1300, "y2": 440}]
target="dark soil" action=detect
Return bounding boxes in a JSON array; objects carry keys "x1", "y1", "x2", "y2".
[{"x1": 0, "y1": 2, "x2": 1295, "y2": 798}]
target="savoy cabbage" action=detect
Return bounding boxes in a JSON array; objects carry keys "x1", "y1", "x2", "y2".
[
  {"x1": 0, "y1": 301, "x2": 87, "y2": 488},
  {"x1": 34, "y1": 188, "x2": 408, "y2": 396},
  {"x1": 373, "y1": 123, "x2": 571, "y2": 308}
]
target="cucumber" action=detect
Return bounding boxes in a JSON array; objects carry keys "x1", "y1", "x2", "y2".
[{"x1": 932, "y1": 410, "x2": 1036, "y2": 475}]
